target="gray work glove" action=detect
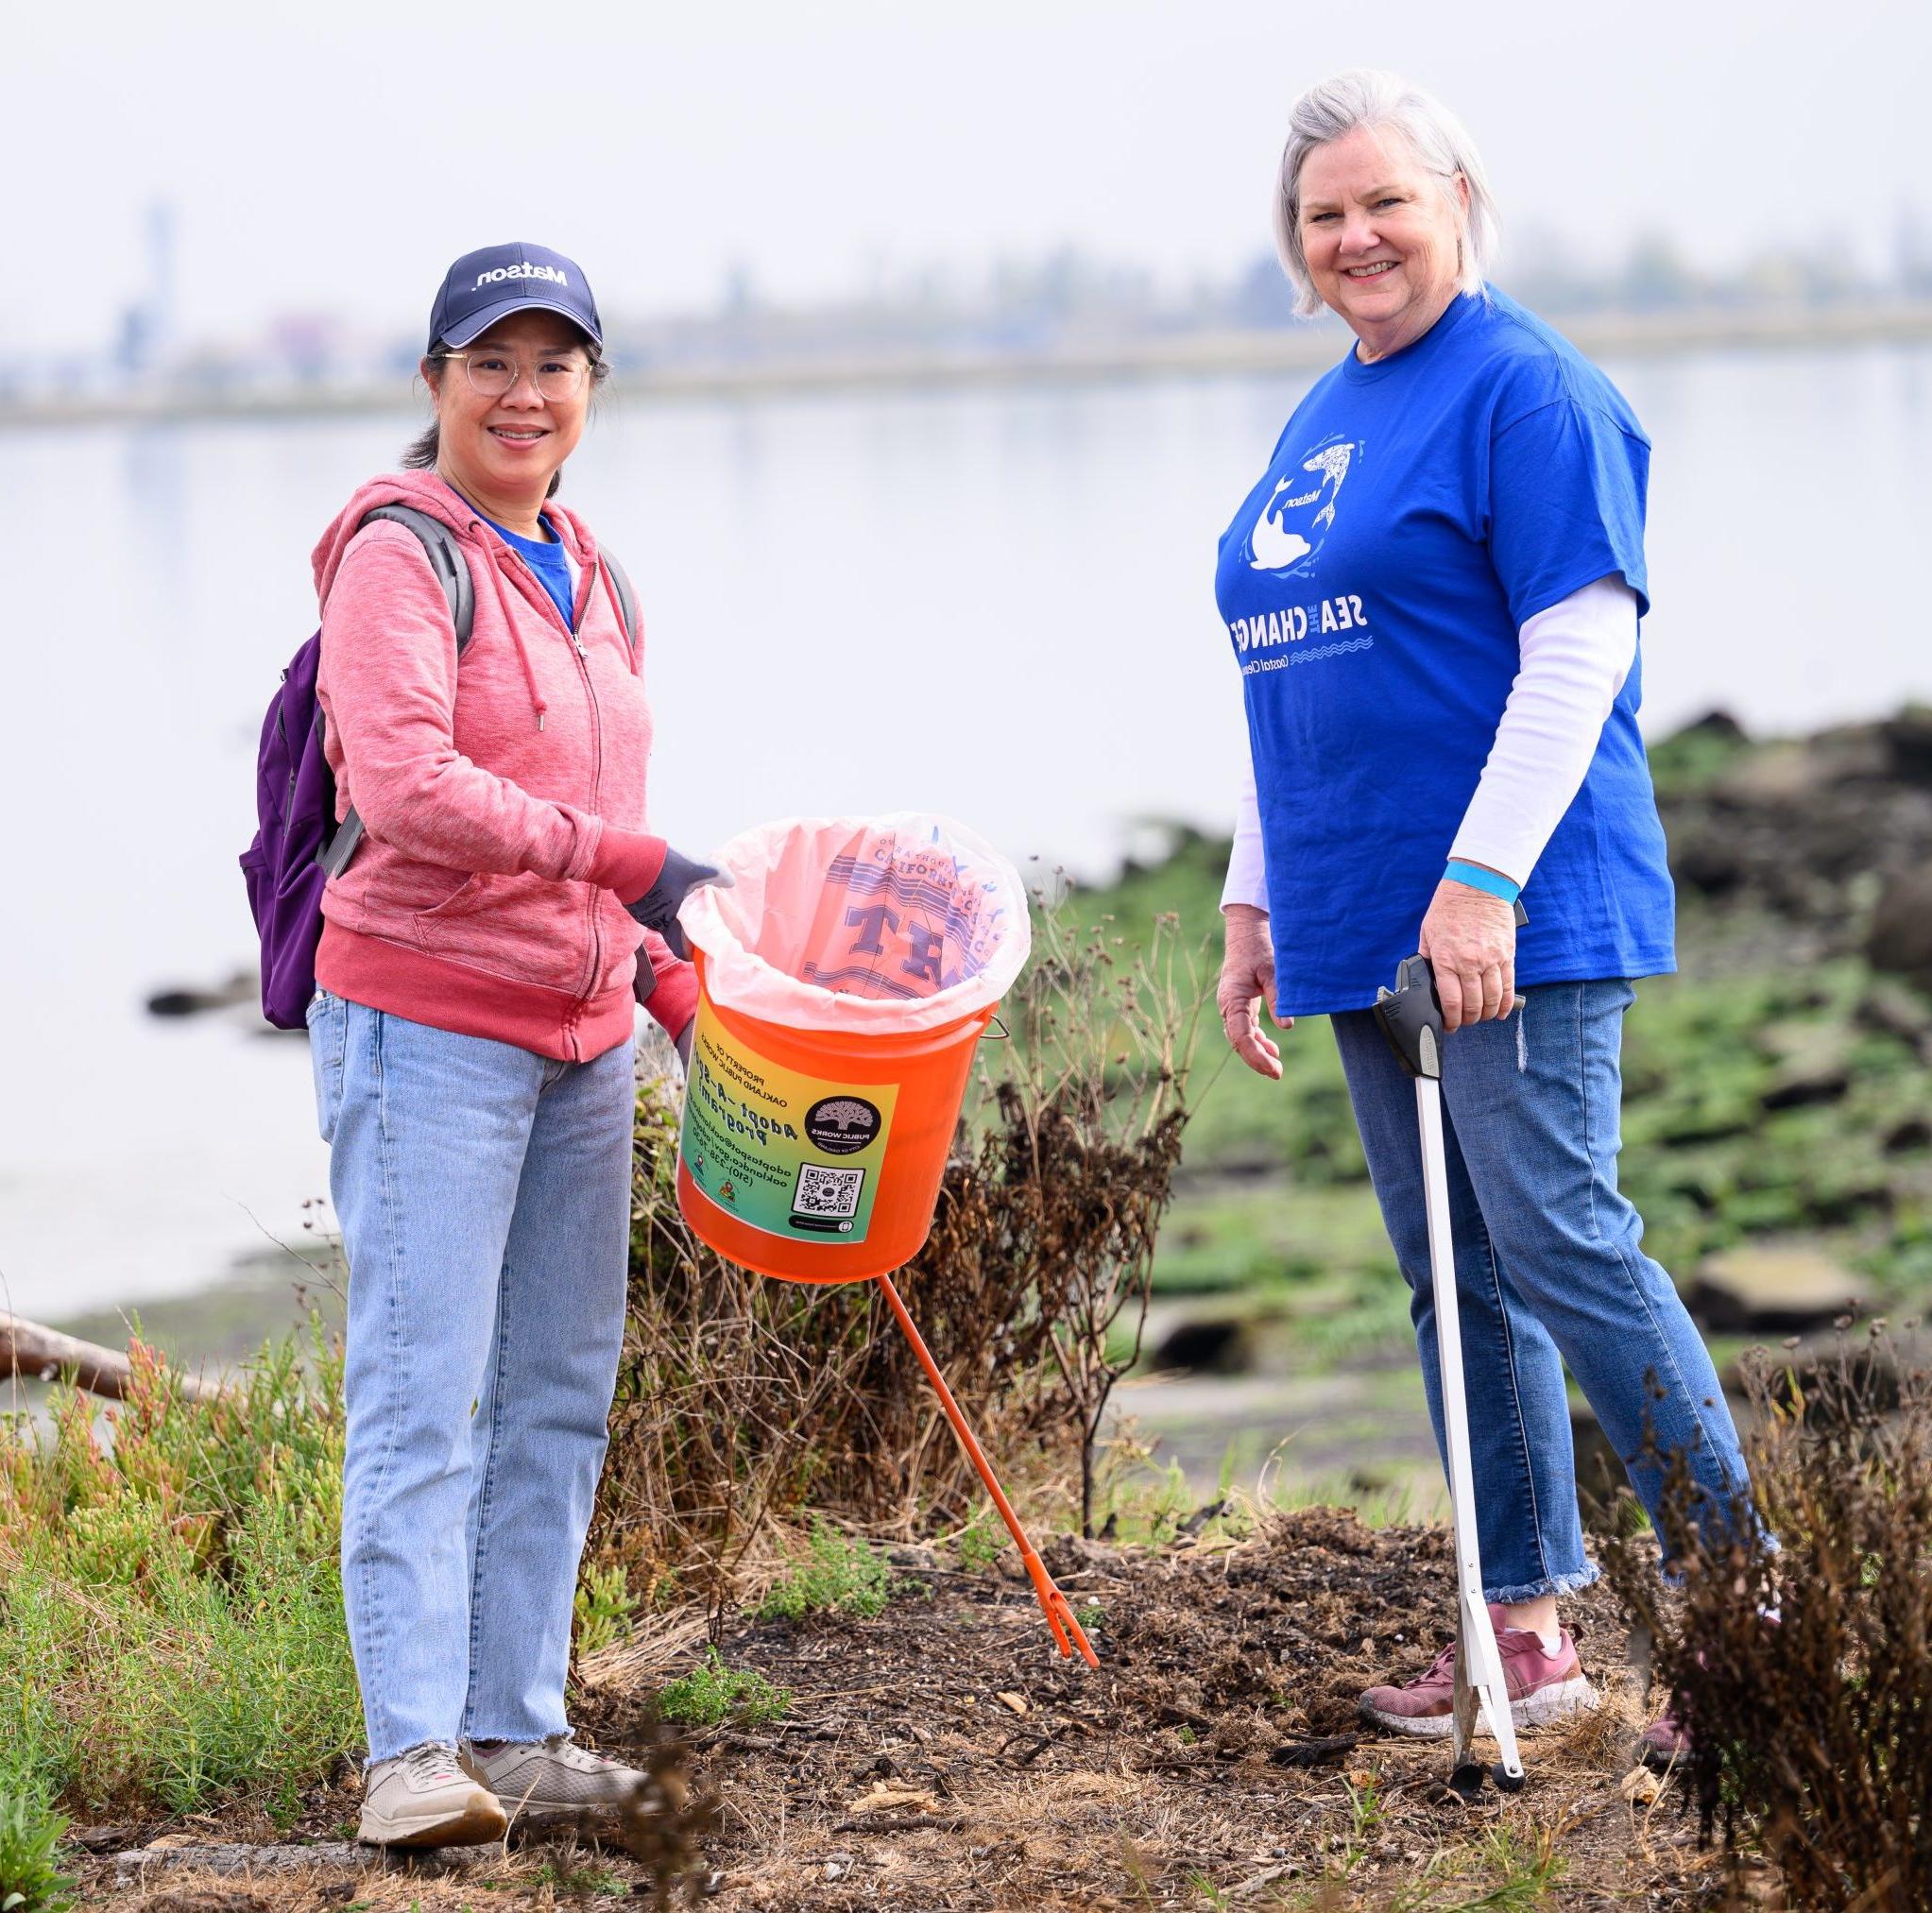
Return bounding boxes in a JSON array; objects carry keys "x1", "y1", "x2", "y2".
[{"x1": 625, "y1": 845, "x2": 731, "y2": 962}]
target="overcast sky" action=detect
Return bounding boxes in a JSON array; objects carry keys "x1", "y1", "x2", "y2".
[{"x1": 12, "y1": 0, "x2": 1926, "y2": 356}]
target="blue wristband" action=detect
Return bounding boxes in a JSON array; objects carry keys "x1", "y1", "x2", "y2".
[{"x1": 1444, "y1": 859, "x2": 1521, "y2": 904}]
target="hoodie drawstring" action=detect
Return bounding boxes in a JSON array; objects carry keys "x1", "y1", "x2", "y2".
[{"x1": 482, "y1": 544, "x2": 550, "y2": 731}]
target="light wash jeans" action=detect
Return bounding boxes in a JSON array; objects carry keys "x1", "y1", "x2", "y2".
[
  {"x1": 306, "y1": 989, "x2": 635, "y2": 1763},
  {"x1": 1330, "y1": 979, "x2": 1751, "y2": 1601}
]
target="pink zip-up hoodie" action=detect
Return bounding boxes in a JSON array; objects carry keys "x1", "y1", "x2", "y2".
[{"x1": 312, "y1": 470, "x2": 697, "y2": 1063}]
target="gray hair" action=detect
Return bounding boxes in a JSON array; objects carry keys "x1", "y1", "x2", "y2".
[{"x1": 1272, "y1": 69, "x2": 1499, "y2": 318}]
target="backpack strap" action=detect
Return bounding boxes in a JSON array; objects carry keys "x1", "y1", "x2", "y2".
[
  {"x1": 602, "y1": 547, "x2": 640, "y2": 660},
  {"x1": 316, "y1": 505, "x2": 475, "y2": 880},
  {"x1": 359, "y1": 504, "x2": 476, "y2": 652}
]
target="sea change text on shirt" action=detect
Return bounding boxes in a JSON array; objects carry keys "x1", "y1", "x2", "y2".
[{"x1": 1228, "y1": 591, "x2": 1370, "y2": 666}]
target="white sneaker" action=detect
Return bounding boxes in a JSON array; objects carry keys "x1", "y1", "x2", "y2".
[
  {"x1": 467, "y1": 1734, "x2": 644, "y2": 1819},
  {"x1": 359, "y1": 1742, "x2": 508, "y2": 1848}
]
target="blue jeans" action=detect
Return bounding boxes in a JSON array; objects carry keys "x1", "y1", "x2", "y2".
[
  {"x1": 307, "y1": 991, "x2": 635, "y2": 1762},
  {"x1": 1330, "y1": 979, "x2": 1750, "y2": 1601}
]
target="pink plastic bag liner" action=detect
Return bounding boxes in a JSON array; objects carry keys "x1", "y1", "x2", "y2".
[{"x1": 677, "y1": 812, "x2": 1032, "y2": 1034}]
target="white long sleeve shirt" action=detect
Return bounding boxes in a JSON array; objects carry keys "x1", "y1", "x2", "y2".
[{"x1": 1221, "y1": 574, "x2": 1639, "y2": 912}]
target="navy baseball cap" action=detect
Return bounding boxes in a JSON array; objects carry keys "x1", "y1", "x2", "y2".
[{"x1": 428, "y1": 242, "x2": 603, "y2": 354}]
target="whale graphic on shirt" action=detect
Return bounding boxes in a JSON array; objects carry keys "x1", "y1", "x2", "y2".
[{"x1": 1248, "y1": 438, "x2": 1356, "y2": 574}]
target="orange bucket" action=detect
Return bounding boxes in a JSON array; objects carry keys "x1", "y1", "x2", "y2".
[
  {"x1": 675, "y1": 956, "x2": 994, "y2": 1283},
  {"x1": 672, "y1": 813, "x2": 1030, "y2": 1285}
]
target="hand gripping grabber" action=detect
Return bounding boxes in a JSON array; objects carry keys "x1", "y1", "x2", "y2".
[{"x1": 1372, "y1": 911, "x2": 1530, "y2": 1799}]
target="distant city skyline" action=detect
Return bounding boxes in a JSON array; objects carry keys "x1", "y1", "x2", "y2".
[
  {"x1": 15, "y1": 0, "x2": 1924, "y2": 360},
  {"x1": 23, "y1": 204, "x2": 1919, "y2": 418}
]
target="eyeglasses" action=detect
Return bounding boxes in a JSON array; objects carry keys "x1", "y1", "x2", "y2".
[{"x1": 439, "y1": 350, "x2": 590, "y2": 402}]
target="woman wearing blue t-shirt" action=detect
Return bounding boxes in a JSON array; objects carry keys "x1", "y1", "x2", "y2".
[{"x1": 1214, "y1": 70, "x2": 1747, "y2": 1761}]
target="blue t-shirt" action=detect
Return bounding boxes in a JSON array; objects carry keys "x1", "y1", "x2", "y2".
[
  {"x1": 480, "y1": 511, "x2": 577, "y2": 630},
  {"x1": 1215, "y1": 287, "x2": 1676, "y2": 1016}
]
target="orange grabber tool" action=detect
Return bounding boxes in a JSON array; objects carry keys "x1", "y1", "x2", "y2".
[{"x1": 875, "y1": 1272, "x2": 1099, "y2": 1667}]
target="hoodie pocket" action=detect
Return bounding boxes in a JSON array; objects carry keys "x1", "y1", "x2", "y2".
[
  {"x1": 414, "y1": 868, "x2": 584, "y2": 992},
  {"x1": 418, "y1": 872, "x2": 492, "y2": 920},
  {"x1": 368, "y1": 861, "x2": 477, "y2": 919}
]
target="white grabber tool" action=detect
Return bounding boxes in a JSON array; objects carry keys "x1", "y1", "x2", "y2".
[{"x1": 1373, "y1": 914, "x2": 1530, "y2": 1800}]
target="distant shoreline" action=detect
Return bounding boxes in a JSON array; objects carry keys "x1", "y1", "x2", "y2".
[{"x1": 8, "y1": 301, "x2": 1932, "y2": 432}]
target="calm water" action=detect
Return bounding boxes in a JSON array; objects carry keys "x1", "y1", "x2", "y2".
[{"x1": 4, "y1": 343, "x2": 1929, "y2": 1323}]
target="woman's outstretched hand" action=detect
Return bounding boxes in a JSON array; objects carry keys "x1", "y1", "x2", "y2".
[
  {"x1": 1218, "y1": 904, "x2": 1290, "y2": 1080},
  {"x1": 1417, "y1": 876, "x2": 1522, "y2": 1033}
]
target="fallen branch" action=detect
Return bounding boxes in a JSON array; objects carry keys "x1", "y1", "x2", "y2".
[
  {"x1": 1268, "y1": 1734, "x2": 1359, "y2": 1768},
  {"x1": 0, "y1": 1310, "x2": 226, "y2": 1404}
]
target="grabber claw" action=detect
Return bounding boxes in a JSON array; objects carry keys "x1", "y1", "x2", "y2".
[
  {"x1": 875, "y1": 1272, "x2": 1102, "y2": 1667},
  {"x1": 1017, "y1": 1551, "x2": 1101, "y2": 1667},
  {"x1": 1450, "y1": 1583, "x2": 1526, "y2": 1795}
]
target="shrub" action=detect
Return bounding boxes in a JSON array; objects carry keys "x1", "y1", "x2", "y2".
[
  {"x1": 655, "y1": 1649, "x2": 790, "y2": 1729},
  {"x1": 954, "y1": 1505, "x2": 1008, "y2": 1572},
  {"x1": 588, "y1": 901, "x2": 1200, "y2": 1597},
  {"x1": 0, "y1": 1793, "x2": 74, "y2": 1913},
  {"x1": 756, "y1": 1520, "x2": 902, "y2": 1622},
  {"x1": 963, "y1": 897, "x2": 1199, "y2": 1535},
  {"x1": 1603, "y1": 1330, "x2": 1932, "y2": 1909}
]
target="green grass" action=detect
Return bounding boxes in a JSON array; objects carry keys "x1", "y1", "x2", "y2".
[
  {"x1": 1447, "y1": 1825, "x2": 1570, "y2": 1909},
  {"x1": 1090, "y1": 1456, "x2": 1207, "y2": 1546},
  {"x1": 0, "y1": 1792, "x2": 75, "y2": 1913},
  {"x1": 1085, "y1": 1451, "x2": 1422, "y2": 1546},
  {"x1": 0, "y1": 1325, "x2": 362, "y2": 1820},
  {"x1": 531, "y1": 1859, "x2": 631, "y2": 1896},
  {"x1": 1153, "y1": 1182, "x2": 1395, "y2": 1298},
  {"x1": 655, "y1": 1648, "x2": 790, "y2": 1729},
  {"x1": 756, "y1": 1519, "x2": 906, "y2": 1622},
  {"x1": 1337, "y1": 1768, "x2": 1384, "y2": 1876}
]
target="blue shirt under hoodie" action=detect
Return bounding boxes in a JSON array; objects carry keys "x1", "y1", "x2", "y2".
[
  {"x1": 480, "y1": 510, "x2": 577, "y2": 630},
  {"x1": 1214, "y1": 285, "x2": 1677, "y2": 1016}
]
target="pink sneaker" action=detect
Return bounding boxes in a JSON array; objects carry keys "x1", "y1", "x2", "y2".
[
  {"x1": 1639, "y1": 1614, "x2": 1779, "y2": 1769},
  {"x1": 1359, "y1": 1605, "x2": 1599, "y2": 1739},
  {"x1": 1638, "y1": 1702, "x2": 1688, "y2": 1768}
]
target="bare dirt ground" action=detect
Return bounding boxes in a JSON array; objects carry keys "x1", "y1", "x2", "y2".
[{"x1": 76, "y1": 1512, "x2": 1726, "y2": 1912}]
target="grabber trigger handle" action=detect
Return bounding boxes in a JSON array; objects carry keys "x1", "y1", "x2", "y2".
[
  {"x1": 1371, "y1": 899, "x2": 1528, "y2": 1081},
  {"x1": 1373, "y1": 957, "x2": 1445, "y2": 1081}
]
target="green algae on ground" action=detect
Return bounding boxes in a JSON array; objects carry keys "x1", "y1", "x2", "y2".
[{"x1": 1068, "y1": 794, "x2": 1931, "y2": 1333}]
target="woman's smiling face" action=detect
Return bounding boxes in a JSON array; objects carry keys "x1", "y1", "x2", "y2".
[
  {"x1": 1297, "y1": 123, "x2": 1470, "y2": 357},
  {"x1": 428, "y1": 309, "x2": 590, "y2": 507}
]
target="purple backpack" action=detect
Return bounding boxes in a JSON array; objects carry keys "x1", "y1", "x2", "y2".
[
  {"x1": 240, "y1": 505, "x2": 474, "y2": 1028},
  {"x1": 240, "y1": 505, "x2": 640, "y2": 1030}
]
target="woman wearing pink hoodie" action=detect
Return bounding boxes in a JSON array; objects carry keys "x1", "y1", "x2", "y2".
[{"x1": 307, "y1": 243, "x2": 714, "y2": 1847}]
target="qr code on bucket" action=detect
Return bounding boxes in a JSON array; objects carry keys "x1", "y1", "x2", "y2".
[{"x1": 793, "y1": 1163, "x2": 864, "y2": 1219}]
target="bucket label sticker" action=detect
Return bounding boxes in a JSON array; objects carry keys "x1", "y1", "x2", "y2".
[{"x1": 678, "y1": 1000, "x2": 898, "y2": 1243}]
